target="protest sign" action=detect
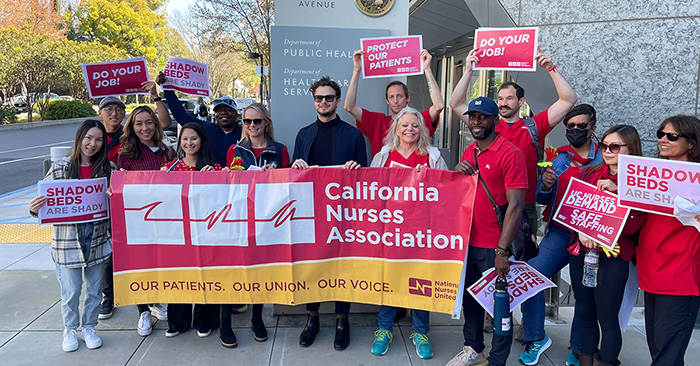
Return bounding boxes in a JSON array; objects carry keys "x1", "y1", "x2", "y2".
[
  {"x1": 360, "y1": 35, "x2": 423, "y2": 79},
  {"x1": 553, "y1": 178, "x2": 630, "y2": 250},
  {"x1": 618, "y1": 155, "x2": 700, "y2": 216},
  {"x1": 37, "y1": 178, "x2": 109, "y2": 225},
  {"x1": 467, "y1": 261, "x2": 555, "y2": 317},
  {"x1": 473, "y1": 27, "x2": 538, "y2": 71},
  {"x1": 160, "y1": 57, "x2": 210, "y2": 97},
  {"x1": 81, "y1": 58, "x2": 149, "y2": 98},
  {"x1": 110, "y1": 168, "x2": 477, "y2": 317}
]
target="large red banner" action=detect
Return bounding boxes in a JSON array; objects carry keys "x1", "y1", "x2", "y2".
[
  {"x1": 110, "y1": 168, "x2": 477, "y2": 316},
  {"x1": 473, "y1": 27, "x2": 539, "y2": 71},
  {"x1": 361, "y1": 36, "x2": 423, "y2": 79},
  {"x1": 81, "y1": 57, "x2": 149, "y2": 98}
]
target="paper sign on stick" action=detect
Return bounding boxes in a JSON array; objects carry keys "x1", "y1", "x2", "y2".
[
  {"x1": 160, "y1": 57, "x2": 210, "y2": 97},
  {"x1": 37, "y1": 178, "x2": 109, "y2": 225},
  {"x1": 81, "y1": 58, "x2": 149, "y2": 98},
  {"x1": 553, "y1": 178, "x2": 630, "y2": 250},
  {"x1": 618, "y1": 154, "x2": 700, "y2": 216},
  {"x1": 360, "y1": 36, "x2": 423, "y2": 79},
  {"x1": 467, "y1": 261, "x2": 555, "y2": 317},
  {"x1": 473, "y1": 27, "x2": 539, "y2": 71}
]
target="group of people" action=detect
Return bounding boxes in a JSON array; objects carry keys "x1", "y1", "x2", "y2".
[{"x1": 28, "y1": 45, "x2": 700, "y2": 366}]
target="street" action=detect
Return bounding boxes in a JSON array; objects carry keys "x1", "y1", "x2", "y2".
[{"x1": 0, "y1": 123, "x2": 80, "y2": 196}]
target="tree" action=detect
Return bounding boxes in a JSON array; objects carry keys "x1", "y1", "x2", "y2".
[{"x1": 0, "y1": 0, "x2": 65, "y2": 40}]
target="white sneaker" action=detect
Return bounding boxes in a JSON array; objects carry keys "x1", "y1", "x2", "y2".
[
  {"x1": 81, "y1": 327, "x2": 102, "y2": 349},
  {"x1": 446, "y1": 345, "x2": 488, "y2": 366},
  {"x1": 149, "y1": 304, "x2": 168, "y2": 321},
  {"x1": 137, "y1": 311, "x2": 152, "y2": 336},
  {"x1": 62, "y1": 328, "x2": 79, "y2": 352},
  {"x1": 197, "y1": 329, "x2": 211, "y2": 338}
]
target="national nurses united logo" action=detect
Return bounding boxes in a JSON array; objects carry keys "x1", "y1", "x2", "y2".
[
  {"x1": 355, "y1": 0, "x2": 394, "y2": 17},
  {"x1": 254, "y1": 183, "x2": 315, "y2": 246},
  {"x1": 408, "y1": 278, "x2": 432, "y2": 297}
]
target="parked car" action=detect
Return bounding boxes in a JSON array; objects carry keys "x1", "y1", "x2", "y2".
[{"x1": 11, "y1": 93, "x2": 59, "y2": 113}]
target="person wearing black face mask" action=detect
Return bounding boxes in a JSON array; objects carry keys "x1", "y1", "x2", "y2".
[{"x1": 518, "y1": 104, "x2": 602, "y2": 366}]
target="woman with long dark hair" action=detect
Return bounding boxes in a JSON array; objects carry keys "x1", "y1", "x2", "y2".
[{"x1": 28, "y1": 119, "x2": 115, "y2": 352}]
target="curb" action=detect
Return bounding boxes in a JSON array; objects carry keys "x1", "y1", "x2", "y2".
[{"x1": 0, "y1": 117, "x2": 94, "y2": 132}]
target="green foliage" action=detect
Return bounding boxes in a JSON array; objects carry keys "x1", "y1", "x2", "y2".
[
  {"x1": 125, "y1": 103, "x2": 156, "y2": 113},
  {"x1": 0, "y1": 104, "x2": 18, "y2": 124},
  {"x1": 44, "y1": 99, "x2": 97, "y2": 120}
]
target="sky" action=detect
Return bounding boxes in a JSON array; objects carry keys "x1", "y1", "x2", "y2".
[{"x1": 166, "y1": 0, "x2": 196, "y2": 15}]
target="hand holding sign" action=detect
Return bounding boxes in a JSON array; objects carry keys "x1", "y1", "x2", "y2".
[
  {"x1": 473, "y1": 27, "x2": 539, "y2": 71},
  {"x1": 533, "y1": 46, "x2": 554, "y2": 71},
  {"x1": 81, "y1": 57, "x2": 150, "y2": 98},
  {"x1": 360, "y1": 35, "x2": 423, "y2": 79}
]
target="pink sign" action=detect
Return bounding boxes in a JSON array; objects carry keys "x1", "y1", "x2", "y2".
[
  {"x1": 473, "y1": 27, "x2": 539, "y2": 71},
  {"x1": 360, "y1": 36, "x2": 423, "y2": 79},
  {"x1": 37, "y1": 178, "x2": 109, "y2": 225},
  {"x1": 161, "y1": 57, "x2": 210, "y2": 97},
  {"x1": 467, "y1": 261, "x2": 555, "y2": 317},
  {"x1": 618, "y1": 154, "x2": 700, "y2": 216},
  {"x1": 554, "y1": 178, "x2": 630, "y2": 249},
  {"x1": 81, "y1": 58, "x2": 149, "y2": 98}
]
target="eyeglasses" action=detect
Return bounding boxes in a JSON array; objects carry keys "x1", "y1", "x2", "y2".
[
  {"x1": 243, "y1": 118, "x2": 264, "y2": 126},
  {"x1": 656, "y1": 130, "x2": 685, "y2": 141},
  {"x1": 598, "y1": 142, "x2": 627, "y2": 153},
  {"x1": 103, "y1": 107, "x2": 125, "y2": 115},
  {"x1": 565, "y1": 122, "x2": 589, "y2": 130},
  {"x1": 313, "y1": 95, "x2": 337, "y2": 103}
]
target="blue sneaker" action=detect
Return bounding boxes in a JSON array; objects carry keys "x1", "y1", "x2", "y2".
[
  {"x1": 519, "y1": 335, "x2": 552, "y2": 365},
  {"x1": 370, "y1": 329, "x2": 392, "y2": 356},
  {"x1": 410, "y1": 333, "x2": 433, "y2": 359},
  {"x1": 566, "y1": 348, "x2": 581, "y2": 366}
]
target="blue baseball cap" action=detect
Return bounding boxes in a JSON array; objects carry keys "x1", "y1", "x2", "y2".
[
  {"x1": 213, "y1": 97, "x2": 237, "y2": 112},
  {"x1": 464, "y1": 96, "x2": 498, "y2": 116}
]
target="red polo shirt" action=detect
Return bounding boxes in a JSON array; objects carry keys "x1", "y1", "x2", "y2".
[
  {"x1": 358, "y1": 108, "x2": 437, "y2": 156},
  {"x1": 461, "y1": 134, "x2": 528, "y2": 248},
  {"x1": 495, "y1": 110, "x2": 551, "y2": 205}
]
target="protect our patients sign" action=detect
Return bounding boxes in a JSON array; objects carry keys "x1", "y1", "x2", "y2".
[
  {"x1": 360, "y1": 35, "x2": 423, "y2": 79},
  {"x1": 37, "y1": 178, "x2": 109, "y2": 225},
  {"x1": 473, "y1": 27, "x2": 539, "y2": 71},
  {"x1": 618, "y1": 154, "x2": 700, "y2": 216},
  {"x1": 467, "y1": 261, "x2": 555, "y2": 317},
  {"x1": 160, "y1": 57, "x2": 210, "y2": 97},
  {"x1": 81, "y1": 57, "x2": 149, "y2": 98},
  {"x1": 553, "y1": 178, "x2": 630, "y2": 250},
  {"x1": 110, "y1": 168, "x2": 476, "y2": 317}
]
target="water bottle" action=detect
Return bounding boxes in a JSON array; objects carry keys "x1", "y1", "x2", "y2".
[
  {"x1": 493, "y1": 276, "x2": 511, "y2": 336},
  {"x1": 582, "y1": 249, "x2": 599, "y2": 288}
]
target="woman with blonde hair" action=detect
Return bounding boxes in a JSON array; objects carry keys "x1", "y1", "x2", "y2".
[{"x1": 226, "y1": 103, "x2": 290, "y2": 170}]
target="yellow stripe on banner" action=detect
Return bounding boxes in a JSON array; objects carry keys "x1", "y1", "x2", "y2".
[
  {"x1": 0, "y1": 224, "x2": 52, "y2": 243},
  {"x1": 114, "y1": 260, "x2": 464, "y2": 314}
]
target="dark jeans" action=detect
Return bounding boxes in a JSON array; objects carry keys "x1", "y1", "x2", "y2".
[
  {"x1": 462, "y1": 246, "x2": 512, "y2": 366},
  {"x1": 644, "y1": 292, "x2": 700, "y2": 366},
  {"x1": 570, "y1": 252, "x2": 628, "y2": 363},
  {"x1": 168, "y1": 304, "x2": 219, "y2": 333},
  {"x1": 305, "y1": 301, "x2": 350, "y2": 315},
  {"x1": 101, "y1": 257, "x2": 113, "y2": 304},
  {"x1": 524, "y1": 203, "x2": 538, "y2": 240}
]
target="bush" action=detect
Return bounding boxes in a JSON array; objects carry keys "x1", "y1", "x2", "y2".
[
  {"x1": 0, "y1": 105, "x2": 18, "y2": 124},
  {"x1": 45, "y1": 100, "x2": 97, "y2": 120},
  {"x1": 125, "y1": 103, "x2": 156, "y2": 113}
]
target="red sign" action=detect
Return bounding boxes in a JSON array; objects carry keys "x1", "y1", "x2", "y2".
[
  {"x1": 360, "y1": 36, "x2": 423, "y2": 79},
  {"x1": 473, "y1": 27, "x2": 539, "y2": 71},
  {"x1": 81, "y1": 57, "x2": 150, "y2": 98},
  {"x1": 161, "y1": 57, "x2": 210, "y2": 97},
  {"x1": 553, "y1": 178, "x2": 630, "y2": 250}
]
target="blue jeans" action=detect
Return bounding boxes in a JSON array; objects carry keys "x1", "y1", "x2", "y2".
[
  {"x1": 521, "y1": 224, "x2": 579, "y2": 349},
  {"x1": 377, "y1": 306, "x2": 429, "y2": 334},
  {"x1": 55, "y1": 261, "x2": 105, "y2": 329}
]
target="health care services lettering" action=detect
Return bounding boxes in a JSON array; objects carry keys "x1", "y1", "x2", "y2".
[{"x1": 324, "y1": 181, "x2": 463, "y2": 250}]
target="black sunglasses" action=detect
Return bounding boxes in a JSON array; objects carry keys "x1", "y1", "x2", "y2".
[
  {"x1": 656, "y1": 130, "x2": 685, "y2": 142},
  {"x1": 598, "y1": 142, "x2": 627, "y2": 154},
  {"x1": 565, "y1": 122, "x2": 589, "y2": 130},
  {"x1": 243, "y1": 118, "x2": 265, "y2": 126},
  {"x1": 313, "y1": 94, "x2": 337, "y2": 103}
]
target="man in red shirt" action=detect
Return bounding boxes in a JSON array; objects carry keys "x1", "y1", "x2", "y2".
[
  {"x1": 344, "y1": 49, "x2": 444, "y2": 155},
  {"x1": 447, "y1": 96, "x2": 527, "y2": 366},
  {"x1": 450, "y1": 47, "x2": 578, "y2": 235}
]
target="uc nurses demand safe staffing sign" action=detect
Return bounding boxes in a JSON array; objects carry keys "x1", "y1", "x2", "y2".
[{"x1": 110, "y1": 168, "x2": 478, "y2": 317}]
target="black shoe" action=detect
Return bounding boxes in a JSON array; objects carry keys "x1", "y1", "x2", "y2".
[
  {"x1": 98, "y1": 300, "x2": 113, "y2": 320},
  {"x1": 299, "y1": 315, "x2": 319, "y2": 347},
  {"x1": 394, "y1": 307, "x2": 408, "y2": 322},
  {"x1": 219, "y1": 327, "x2": 237, "y2": 348},
  {"x1": 334, "y1": 317, "x2": 350, "y2": 351},
  {"x1": 251, "y1": 315, "x2": 268, "y2": 342}
]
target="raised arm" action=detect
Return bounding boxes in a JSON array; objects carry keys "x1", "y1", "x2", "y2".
[
  {"x1": 449, "y1": 49, "x2": 479, "y2": 122},
  {"x1": 142, "y1": 80, "x2": 172, "y2": 130},
  {"x1": 156, "y1": 72, "x2": 201, "y2": 126},
  {"x1": 343, "y1": 50, "x2": 364, "y2": 122},
  {"x1": 422, "y1": 49, "x2": 445, "y2": 124},
  {"x1": 534, "y1": 46, "x2": 578, "y2": 127}
]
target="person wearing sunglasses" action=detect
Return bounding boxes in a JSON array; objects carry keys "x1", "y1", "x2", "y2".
[
  {"x1": 344, "y1": 49, "x2": 444, "y2": 155},
  {"x1": 637, "y1": 115, "x2": 700, "y2": 366},
  {"x1": 291, "y1": 76, "x2": 367, "y2": 351},
  {"x1": 226, "y1": 103, "x2": 290, "y2": 170},
  {"x1": 572, "y1": 125, "x2": 643, "y2": 366},
  {"x1": 518, "y1": 104, "x2": 602, "y2": 366}
]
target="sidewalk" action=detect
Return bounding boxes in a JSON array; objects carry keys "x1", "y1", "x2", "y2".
[{"x1": 1, "y1": 187, "x2": 699, "y2": 365}]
